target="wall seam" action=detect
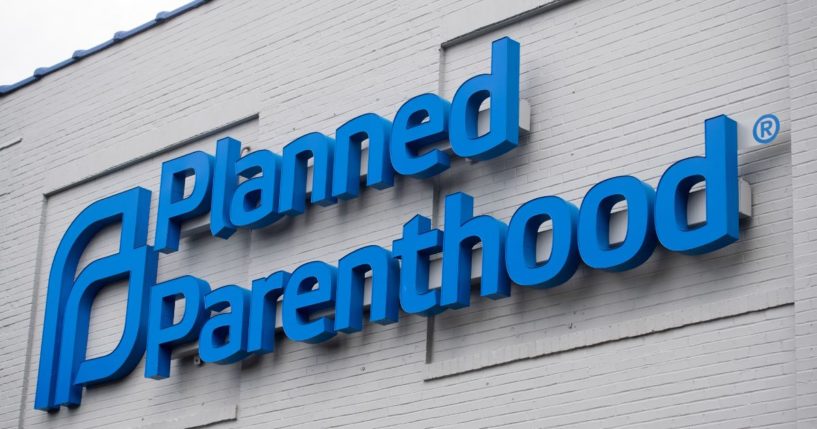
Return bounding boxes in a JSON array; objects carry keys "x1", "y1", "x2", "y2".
[{"x1": 16, "y1": 196, "x2": 49, "y2": 429}]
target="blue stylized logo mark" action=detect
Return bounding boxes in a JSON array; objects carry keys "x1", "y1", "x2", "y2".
[
  {"x1": 35, "y1": 188, "x2": 157, "y2": 411},
  {"x1": 753, "y1": 113, "x2": 779, "y2": 144}
]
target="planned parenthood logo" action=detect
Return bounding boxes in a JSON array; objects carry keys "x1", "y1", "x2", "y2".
[{"x1": 36, "y1": 37, "x2": 745, "y2": 411}]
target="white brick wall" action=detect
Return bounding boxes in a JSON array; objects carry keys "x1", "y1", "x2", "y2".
[
  {"x1": 786, "y1": 0, "x2": 817, "y2": 426},
  {"x1": 431, "y1": 0, "x2": 794, "y2": 366},
  {"x1": 0, "y1": 0, "x2": 812, "y2": 427}
]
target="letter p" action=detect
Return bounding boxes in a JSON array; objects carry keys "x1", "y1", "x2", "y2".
[{"x1": 145, "y1": 276, "x2": 210, "y2": 380}]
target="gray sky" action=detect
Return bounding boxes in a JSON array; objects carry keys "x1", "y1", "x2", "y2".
[{"x1": 0, "y1": 0, "x2": 190, "y2": 85}]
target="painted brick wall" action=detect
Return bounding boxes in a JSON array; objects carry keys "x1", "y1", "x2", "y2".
[
  {"x1": 787, "y1": 0, "x2": 817, "y2": 426},
  {"x1": 432, "y1": 0, "x2": 793, "y2": 366},
  {"x1": 0, "y1": 0, "x2": 811, "y2": 427}
]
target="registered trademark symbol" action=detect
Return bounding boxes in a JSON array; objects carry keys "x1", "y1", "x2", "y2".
[{"x1": 753, "y1": 113, "x2": 780, "y2": 144}]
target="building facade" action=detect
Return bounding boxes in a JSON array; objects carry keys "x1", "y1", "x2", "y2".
[{"x1": 1, "y1": 0, "x2": 816, "y2": 427}]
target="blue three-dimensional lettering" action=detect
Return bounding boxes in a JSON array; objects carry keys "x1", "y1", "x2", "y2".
[{"x1": 35, "y1": 37, "x2": 740, "y2": 410}]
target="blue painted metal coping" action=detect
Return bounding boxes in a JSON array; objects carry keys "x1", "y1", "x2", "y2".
[{"x1": 0, "y1": 0, "x2": 210, "y2": 97}]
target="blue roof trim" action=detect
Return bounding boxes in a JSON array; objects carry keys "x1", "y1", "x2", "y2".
[{"x1": 0, "y1": 0, "x2": 210, "y2": 97}]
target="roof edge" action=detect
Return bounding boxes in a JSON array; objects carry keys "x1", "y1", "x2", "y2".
[{"x1": 0, "y1": 0, "x2": 210, "y2": 97}]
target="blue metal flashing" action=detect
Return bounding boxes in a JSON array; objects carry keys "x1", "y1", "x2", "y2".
[{"x1": 0, "y1": 0, "x2": 210, "y2": 97}]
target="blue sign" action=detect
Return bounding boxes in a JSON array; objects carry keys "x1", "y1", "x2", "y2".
[{"x1": 35, "y1": 37, "x2": 742, "y2": 411}]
